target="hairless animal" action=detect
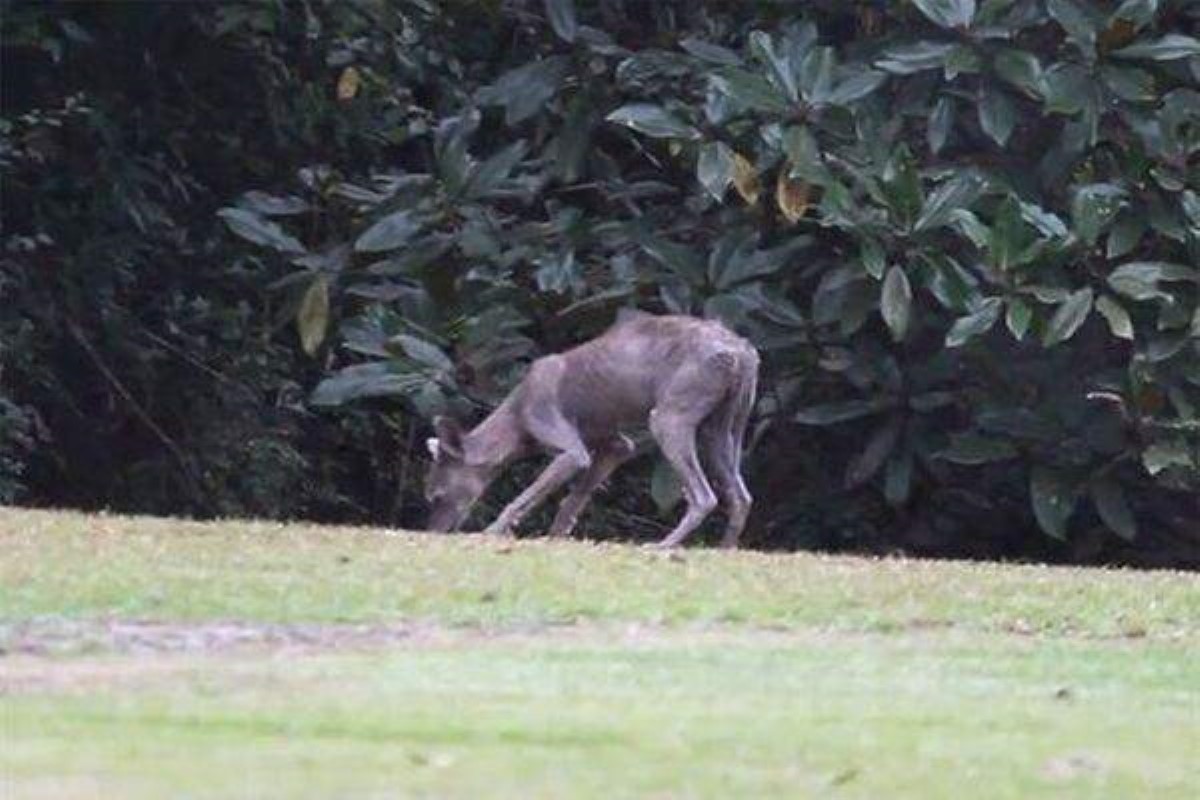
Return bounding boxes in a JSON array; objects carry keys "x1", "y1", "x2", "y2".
[{"x1": 424, "y1": 312, "x2": 759, "y2": 548}]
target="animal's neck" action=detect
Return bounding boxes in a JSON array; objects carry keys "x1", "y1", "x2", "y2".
[{"x1": 463, "y1": 398, "x2": 523, "y2": 467}]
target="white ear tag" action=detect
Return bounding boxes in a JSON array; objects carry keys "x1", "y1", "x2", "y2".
[{"x1": 426, "y1": 437, "x2": 440, "y2": 458}]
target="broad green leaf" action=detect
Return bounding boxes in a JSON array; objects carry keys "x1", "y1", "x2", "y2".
[
  {"x1": 912, "y1": 0, "x2": 976, "y2": 30},
  {"x1": 238, "y1": 191, "x2": 309, "y2": 216},
  {"x1": 945, "y1": 297, "x2": 1002, "y2": 347},
  {"x1": 1024, "y1": 286, "x2": 1072, "y2": 303},
  {"x1": 395, "y1": 334, "x2": 454, "y2": 372},
  {"x1": 1146, "y1": 190, "x2": 1189, "y2": 242},
  {"x1": 310, "y1": 363, "x2": 418, "y2": 407},
  {"x1": 928, "y1": 95, "x2": 954, "y2": 153},
  {"x1": 1006, "y1": 298, "x2": 1033, "y2": 340},
  {"x1": 1047, "y1": 0, "x2": 1097, "y2": 57},
  {"x1": 827, "y1": 69, "x2": 888, "y2": 105},
  {"x1": 680, "y1": 37, "x2": 742, "y2": 66},
  {"x1": 1114, "y1": 34, "x2": 1200, "y2": 61},
  {"x1": 1070, "y1": 184, "x2": 1127, "y2": 245},
  {"x1": 1030, "y1": 466, "x2": 1077, "y2": 539},
  {"x1": 749, "y1": 30, "x2": 799, "y2": 102},
  {"x1": 782, "y1": 125, "x2": 829, "y2": 183},
  {"x1": 937, "y1": 433, "x2": 1018, "y2": 464},
  {"x1": 732, "y1": 282, "x2": 807, "y2": 327},
  {"x1": 989, "y1": 197, "x2": 1034, "y2": 270},
  {"x1": 1142, "y1": 440, "x2": 1194, "y2": 475},
  {"x1": 882, "y1": 148, "x2": 923, "y2": 228},
  {"x1": 218, "y1": 207, "x2": 305, "y2": 254},
  {"x1": 914, "y1": 173, "x2": 984, "y2": 232},
  {"x1": 881, "y1": 266, "x2": 913, "y2": 341},
  {"x1": 543, "y1": 0, "x2": 577, "y2": 43},
  {"x1": 548, "y1": 94, "x2": 593, "y2": 182},
  {"x1": 296, "y1": 275, "x2": 329, "y2": 356},
  {"x1": 606, "y1": 104, "x2": 700, "y2": 140},
  {"x1": 293, "y1": 248, "x2": 351, "y2": 282},
  {"x1": 978, "y1": 85, "x2": 1016, "y2": 146},
  {"x1": 1100, "y1": 65, "x2": 1155, "y2": 102},
  {"x1": 465, "y1": 140, "x2": 528, "y2": 198},
  {"x1": 477, "y1": 57, "x2": 570, "y2": 125},
  {"x1": 993, "y1": 49, "x2": 1042, "y2": 96},
  {"x1": 355, "y1": 211, "x2": 421, "y2": 253},
  {"x1": 366, "y1": 236, "x2": 451, "y2": 276},
  {"x1": 950, "y1": 209, "x2": 990, "y2": 248},
  {"x1": 1043, "y1": 288, "x2": 1094, "y2": 347},
  {"x1": 697, "y1": 141, "x2": 735, "y2": 201},
  {"x1": 1040, "y1": 62, "x2": 1094, "y2": 115},
  {"x1": 1107, "y1": 261, "x2": 1198, "y2": 301},
  {"x1": 909, "y1": 391, "x2": 956, "y2": 412},
  {"x1": 799, "y1": 47, "x2": 837, "y2": 104},
  {"x1": 1090, "y1": 478, "x2": 1137, "y2": 541},
  {"x1": 1181, "y1": 190, "x2": 1200, "y2": 228},
  {"x1": 859, "y1": 237, "x2": 886, "y2": 279},
  {"x1": 1095, "y1": 295, "x2": 1134, "y2": 339},
  {"x1": 1110, "y1": 0, "x2": 1159, "y2": 29},
  {"x1": 642, "y1": 239, "x2": 705, "y2": 286},
  {"x1": 944, "y1": 44, "x2": 982, "y2": 78},
  {"x1": 1019, "y1": 201, "x2": 1069, "y2": 239},
  {"x1": 715, "y1": 236, "x2": 811, "y2": 290},
  {"x1": 710, "y1": 68, "x2": 791, "y2": 113},
  {"x1": 534, "y1": 250, "x2": 582, "y2": 294},
  {"x1": 876, "y1": 41, "x2": 956, "y2": 74},
  {"x1": 926, "y1": 253, "x2": 982, "y2": 311},
  {"x1": 845, "y1": 415, "x2": 903, "y2": 489},
  {"x1": 794, "y1": 398, "x2": 892, "y2": 425}
]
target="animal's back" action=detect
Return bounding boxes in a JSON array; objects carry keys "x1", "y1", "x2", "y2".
[{"x1": 552, "y1": 313, "x2": 757, "y2": 436}]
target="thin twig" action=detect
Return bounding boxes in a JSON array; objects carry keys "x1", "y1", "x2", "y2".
[
  {"x1": 139, "y1": 327, "x2": 259, "y2": 402},
  {"x1": 67, "y1": 322, "x2": 199, "y2": 488},
  {"x1": 394, "y1": 415, "x2": 417, "y2": 523}
]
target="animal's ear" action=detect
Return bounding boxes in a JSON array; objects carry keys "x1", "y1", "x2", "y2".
[{"x1": 433, "y1": 415, "x2": 465, "y2": 459}]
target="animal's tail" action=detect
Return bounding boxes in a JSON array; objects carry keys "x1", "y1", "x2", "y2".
[
  {"x1": 707, "y1": 348, "x2": 758, "y2": 462},
  {"x1": 727, "y1": 351, "x2": 758, "y2": 461}
]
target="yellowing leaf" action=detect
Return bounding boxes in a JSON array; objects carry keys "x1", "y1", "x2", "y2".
[
  {"x1": 1099, "y1": 18, "x2": 1137, "y2": 52},
  {"x1": 337, "y1": 66, "x2": 361, "y2": 101},
  {"x1": 297, "y1": 275, "x2": 330, "y2": 356},
  {"x1": 775, "y1": 172, "x2": 811, "y2": 223},
  {"x1": 858, "y1": 6, "x2": 883, "y2": 36},
  {"x1": 732, "y1": 152, "x2": 760, "y2": 205}
]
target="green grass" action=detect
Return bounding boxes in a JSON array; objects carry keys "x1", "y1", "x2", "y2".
[{"x1": 2, "y1": 508, "x2": 1198, "y2": 799}]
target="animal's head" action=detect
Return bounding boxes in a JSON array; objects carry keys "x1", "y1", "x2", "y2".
[{"x1": 424, "y1": 415, "x2": 492, "y2": 532}]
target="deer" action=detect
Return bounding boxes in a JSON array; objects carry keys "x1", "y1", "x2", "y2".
[{"x1": 423, "y1": 311, "x2": 759, "y2": 548}]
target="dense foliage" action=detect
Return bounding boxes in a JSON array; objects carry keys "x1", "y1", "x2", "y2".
[{"x1": 3, "y1": 0, "x2": 1198, "y2": 566}]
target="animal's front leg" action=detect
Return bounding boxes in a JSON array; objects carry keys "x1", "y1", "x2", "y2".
[
  {"x1": 548, "y1": 435, "x2": 635, "y2": 538},
  {"x1": 483, "y1": 451, "x2": 591, "y2": 536}
]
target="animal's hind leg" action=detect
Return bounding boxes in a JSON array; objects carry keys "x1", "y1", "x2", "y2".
[
  {"x1": 701, "y1": 364, "x2": 756, "y2": 548},
  {"x1": 700, "y1": 422, "x2": 752, "y2": 549},
  {"x1": 649, "y1": 360, "x2": 728, "y2": 548}
]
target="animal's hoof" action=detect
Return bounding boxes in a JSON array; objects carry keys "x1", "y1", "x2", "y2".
[{"x1": 483, "y1": 522, "x2": 514, "y2": 538}]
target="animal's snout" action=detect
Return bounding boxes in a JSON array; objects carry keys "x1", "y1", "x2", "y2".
[{"x1": 426, "y1": 501, "x2": 463, "y2": 533}]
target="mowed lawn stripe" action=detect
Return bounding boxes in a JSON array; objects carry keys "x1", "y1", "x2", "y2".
[{"x1": 1, "y1": 508, "x2": 1196, "y2": 638}]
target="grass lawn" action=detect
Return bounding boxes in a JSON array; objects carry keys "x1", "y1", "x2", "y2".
[{"x1": 1, "y1": 507, "x2": 1197, "y2": 799}]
